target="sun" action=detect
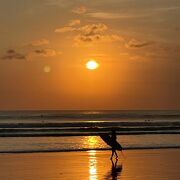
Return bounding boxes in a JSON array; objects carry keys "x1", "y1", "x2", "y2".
[{"x1": 86, "y1": 60, "x2": 99, "y2": 70}]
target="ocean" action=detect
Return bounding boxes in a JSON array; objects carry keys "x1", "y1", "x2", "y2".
[{"x1": 0, "y1": 110, "x2": 180, "y2": 153}]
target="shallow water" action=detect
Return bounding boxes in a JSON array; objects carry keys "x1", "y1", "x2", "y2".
[
  {"x1": 0, "y1": 110, "x2": 180, "y2": 153},
  {"x1": 0, "y1": 134, "x2": 180, "y2": 153},
  {"x1": 0, "y1": 110, "x2": 180, "y2": 137}
]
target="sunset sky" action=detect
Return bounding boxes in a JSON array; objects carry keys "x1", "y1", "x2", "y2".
[{"x1": 0, "y1": 0, "x2": 180, "y2": 110}]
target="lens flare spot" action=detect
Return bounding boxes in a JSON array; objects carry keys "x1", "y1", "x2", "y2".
[{"x1": 44, "y1": 65, "x2": 51, "y2": 73}]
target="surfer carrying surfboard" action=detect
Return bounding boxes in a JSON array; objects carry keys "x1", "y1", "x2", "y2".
[
  {"x1": 100, "y1": 129, "x2": 123, "y2": 160},
  {"x1": 111, "y1": 129, "x2": 118, "y2": 160}
]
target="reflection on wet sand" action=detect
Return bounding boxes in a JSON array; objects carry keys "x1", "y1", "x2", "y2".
[
  {"x1": 86, "y1": 136, "x2": 123, "y2": 180},
  {"x1": 1, "y1": 149, "x2": 180, "y2": 180},
  {"x1": 104, "y1": 159, "x2": 123, "y2": 180},
  {"x1": 88, "y1": 149, "x2": 123, "y2": 180},
  {"x1": 89, "y1": 150, "x2": 97, "y2": 180}
]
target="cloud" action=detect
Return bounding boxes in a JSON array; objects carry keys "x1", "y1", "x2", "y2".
[
  {"x1": 30, "y1": 39, "x2": 49, "y2": 46},
  {"x1": 155, "y1": 6, "x2": 180, "y2": 12},
  {"x1": 34, "y1": 48, "x2": 62, "y2": 57},
  {"x1": 87, "y1": 12, "x2": 121, "y2": 19},
  {"x1": 1, "y1": 47, "x2": 62, "y2": 61},
  {"x1": 55, "y1": 23, "x2": 108, "y2": 35},
  {"x1": 72, "y1": 6, "x2": 87, "y2": 14},
  {"x1": 55, "y1": 22, "x2": 122, "y2": 45},
  {"x1": 74, "y1": 34, "x2": 122, "y2": 44},
  {"x1": 74, "y1": 23, "x2": 122, "y2": 44},
  {"x1": 79, "y1": 23, "x2": 108, "y2": 35},
  {"x1": 68, "y1": 19, "x2": 81, "y2": 26},
  {"x1": 87, "y1": 12, "x2": 149, "y2": 19},
  {"x1": 126, "y1": 39, "x2": 152, "y2": 48},
  {"x1": 55, "y1": 19, "x2": 80, "y2": 33},
  {"x1": 55, "y1": 26, "x2": 76, "y2": 33},
  {"x1": 74, "y1": 23, "x2": 108, "y2": 43},
  {"x1": 86, "y1": 6, "x2": 180, "y2": 20},
  {"x1": 101, "y1": 34, "x2": 122, "y2": 42},
  {"x1": 1, "y1": 49, "x2": 26, "y2": 60}
]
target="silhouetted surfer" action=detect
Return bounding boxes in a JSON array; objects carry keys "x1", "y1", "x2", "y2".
[
  {"x1": 111, "y1": 129, "x2": 118, "y2": 160},
  {"x1": 100, "y1": 129, "x2": 123, "y2": 159}
]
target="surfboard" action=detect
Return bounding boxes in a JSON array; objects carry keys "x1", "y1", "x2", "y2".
[{"x1": 100, "y1": 134, "x2": 123, "y2": 151}]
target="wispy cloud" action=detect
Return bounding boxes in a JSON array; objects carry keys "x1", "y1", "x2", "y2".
[
  {"x1": 86, "y1": 6, "x2": 180, "y2": 20},
  {"x1": 155, "y1": 6, "x2": 180, "y2": 12},
  {"x1": 72, "y1": 5, "x2": 87, "y2": 14},
  {"x1": 74, "y1": 23, "x2": 122, "y2": 45},
  {"x1": 34, "y1": 48, "x2": 62, "y2": 57},
  {"x1": 86, "y1": 12, "x2": 149, "y2": 19},
  {"x1": 55, "y1": 26, "x2": 76, "y2": 33},
  {"x1": 68, "y1": 19, "x2": 81, "y2": 26},
  {"x1": 30, "y1": 38, "x2": 50, "y2": 46},
  {"x1": 68, "y1": 19, "x2": 81, "y2": 27},
  {"x1": 1, "y1": 49, "x2": 26, "y2": 60},
  {"x1": 55, "y1": 22, "x2": 122, "y2": 45},
  {"x1": 125, "y1": 39, "x2": 152, "y2": 49},
  {"x1": 1, "y1": 47, "x2": 62, "y2": 61},
  {"x1": 55, "y1": 19, "x2": 80, "y2": 33},
  {"x1": 80, "y1": 23, "x2": 108, "y2": 35}
]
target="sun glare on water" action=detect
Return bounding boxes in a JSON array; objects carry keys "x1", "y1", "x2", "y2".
[{"x1": 86, "y1": 60, "x2": 99, "y2": 70}]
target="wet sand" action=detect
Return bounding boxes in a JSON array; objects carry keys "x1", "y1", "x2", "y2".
[{"x1": 0, "y1": 149, "x2": 180, "y2": 180}]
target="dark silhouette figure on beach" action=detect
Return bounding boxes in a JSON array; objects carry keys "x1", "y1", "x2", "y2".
[
  {"x1": 111, "y1": 129, "x2": 118, "y2": 160},
  {"x1": 104, "y1": 159, "x2": 123, "y2": 180}
]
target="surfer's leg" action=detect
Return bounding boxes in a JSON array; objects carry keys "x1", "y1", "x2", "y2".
[
  {"x1": 115, "y1": 150, "x2": 118, "y2": 159},
  {"x1": 111, "y1": 150, "x2": 114, "y2": 159}
]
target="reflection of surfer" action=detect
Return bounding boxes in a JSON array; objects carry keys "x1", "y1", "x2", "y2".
[
  {"x1": 104, "y1": 159, "x2": 123, "y2": 180},
  {"x1": 111, "y1": 159, "x2": 122, "y2": 180},
  {"x1": 111, "y1": 129, "x2": 118, "y2": 160}
]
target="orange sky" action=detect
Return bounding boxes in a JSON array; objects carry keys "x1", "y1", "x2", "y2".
[{"x1": 0, "y1": 0, "x2": 180, "y2": 110}]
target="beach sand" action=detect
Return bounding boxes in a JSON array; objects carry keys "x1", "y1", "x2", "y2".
[{"x1": 0, "y1": 149, "x2": 180, "y2": 180}]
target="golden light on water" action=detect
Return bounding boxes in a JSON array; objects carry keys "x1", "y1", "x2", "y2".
[
  {"x1": 88, "y1": 150, "x2": 97, "y2": 180},
  {"x1": 82, "y1": 137, "x2": 99, "y2": 179},
  {"x1": 83, "y1": 136, "x2": 100, "y2": 149},
  {"x1": 86, "y1": 60, "x2": 99, "y2": 70}
]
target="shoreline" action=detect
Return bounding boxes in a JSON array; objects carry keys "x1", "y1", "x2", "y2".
[
  {"x1": 0, "y1": 131, "x2": 180, "y2": 137},
  {"x1": 0, "y1": 146, "x2": 180, "y2": 154}
]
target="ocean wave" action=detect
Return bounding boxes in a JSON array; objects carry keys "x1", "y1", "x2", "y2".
[
  {"x1": 0, "y1": 121, "x2": 180, "y2": 128},
  {"x1": 0, "y1": 110, "x2": 180, "y2": 120},
  {"x1": 0, "y1": 120, "x2": 180, "y2": 136},
  {"x1": 0, "y1": 134, "x2": 180, "y2": 154}
]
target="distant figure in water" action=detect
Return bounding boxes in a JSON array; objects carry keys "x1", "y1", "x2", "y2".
[{"x1": 111, "y1": 129, "x2": 118, "y2": 160}]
